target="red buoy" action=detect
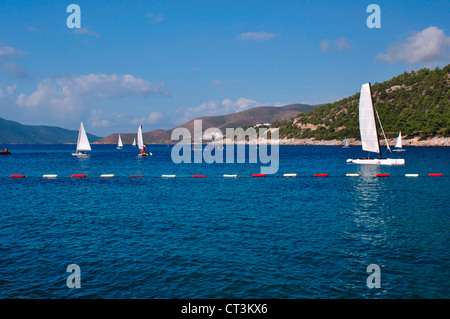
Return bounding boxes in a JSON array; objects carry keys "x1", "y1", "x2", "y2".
[
  {"x1": 130, "y1": 175, "x2": 143, "y2": 177},
  {"x1": 314, "y1": 174, "x2": 328, "y2": 177},
  {"x1": 11, "y1": 174, "x2": 25, "y2": 178},
  {"x1": 71, "y1": 174, "x2": 86, "y2": 178},
  {"x1": 429, "y1": 173, "x2": 443, "y2": 177},
  {"x1": 252, "y1": 174, "x2": 266, "y2": 177},
  {"x1": 192, "y1": 175, "x2": 206, "y2": 178},
  {"x1": 376, "y1": 174, "x2": 389, "y2": 177}
]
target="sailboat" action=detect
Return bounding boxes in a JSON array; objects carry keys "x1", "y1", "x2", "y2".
[
  {"x1": 137, "y1": 125, "x2": 151, "y2": 156},
  {"x1": 393, "y1": 132, "x2": 406, "y2": 152},
  {"x1": 347, "y1": 83, "x2": 405, "y2": 165},
  {"x1": 117, "y1": 134, "x2": 123, "y2": 149},
  {"x1": 72, "y1": 122, "x2": 91, "y2": 157},
  {"x1": 343, "y1": 137, "x2": 350, "y2": 148},
  {"x1": 132, "y1": 138, "x2": 136, "y2": 147}
]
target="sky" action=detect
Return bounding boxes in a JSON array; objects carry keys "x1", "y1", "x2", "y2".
[{"x1": 0, "y1": 0, "x2": 449, "y2": 137}]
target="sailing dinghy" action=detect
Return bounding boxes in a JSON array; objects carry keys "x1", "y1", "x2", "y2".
[
  {"x1": 347, "y1": 83, "x2": 405, "y2": 165},
  {"x1": 137, "y1": 125, "x2": 152, "y2": 156},
  {"x1": 343, "y1": 138, "x2": 350, "y2": 148},
  {"x1": 117, "y1": 134, "x2": 123, "y2": 149},
  {"x1": 72, "y1": 122, "x2": 91, "y2": 157},
  {"x1": 393, "y1": 132, "x2": 406, "y2": 152}
]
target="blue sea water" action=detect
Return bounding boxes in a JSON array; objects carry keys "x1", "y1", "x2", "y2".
[{"x1": 0, "y1": 144, "x2": 448, "y2": 299}]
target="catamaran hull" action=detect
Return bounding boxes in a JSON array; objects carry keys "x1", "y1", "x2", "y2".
[
  {"x1": 347, "y1": 158, "x2": 405, "y2": 165},
  {"x1": 72, "y1": 153, "x2": 90, "y2": 157}
]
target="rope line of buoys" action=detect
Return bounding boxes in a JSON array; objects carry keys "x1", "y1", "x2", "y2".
[{"x1": 5, "y1": 173, "x2": 445, "y2": 178}]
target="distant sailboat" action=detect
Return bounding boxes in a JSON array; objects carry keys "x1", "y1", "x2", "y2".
[
  {"x1": 117, "y1": 134, "x2": 123, "y2": 149},
  {"x1": 72, "y1": 122, "x2": 91, "y2": 157},
  {"x1": 132, "y1": 138, "x2": 136, "y2": 147},
  {"x1": 137, "y1": 125, "x2": 151, "y2": 156},
  {"x1": 393, "y1": 132, "x2": 406, "y2": 152},
  {"x1": 343, "y1": 137, "x2": 350, "y2": 148},
  {"x1": 347, "y1": 83, "x2": 405, "y2": 165}
]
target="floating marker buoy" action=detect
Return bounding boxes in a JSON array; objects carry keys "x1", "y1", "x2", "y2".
[
  {"x1": 346, "y1": 174, "x2": 359, "y2": 177},
  {"x1": 223, "y1": 174, "x2": 237, "y2": 178},
  {"x1": 130, "y1": 175, "x2": 143, "y2": 177},
  {"x1": 252, "y1": 174, "x2": 266, "y2": 177},
  {"x1": 162, "y1": 175, "x2": 176, "y2": 178},
  {"x1": 376, "y1": 174, "x2": 389, "y2": 177},
  {"x1": 43, "y1": 174, "x2": 58, "y2": 178},
  {"x1": 405, "y1": 174, "x2": 419, "y2": 177},
  {"x1": 11, "y1": 174, "x2": 25, "y2": 178},
  {"x1": 71, "y1": 174, "x2": 86, "y2": 178},
  {"x1": 315, "y1": 174, "x2": 328, "y2": 177},
  {"x1": 429, "y1": 173, "x2": 443, "y2": 177},
  {"x1": 283, "y1": 173, "x2": 297, "y2": 177},
  {"x1": 100, "y1": 174, "x2": 114, "y2": 178},
  {"x1": 192, "y1": 175, "x2": 206, "y2": 178}
]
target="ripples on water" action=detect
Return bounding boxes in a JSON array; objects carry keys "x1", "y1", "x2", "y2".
[{"x1": 0, "y1": 145, "x2": 448, "y2": 298}]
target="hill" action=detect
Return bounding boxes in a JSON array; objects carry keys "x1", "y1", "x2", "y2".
[
  {"x1": 271, "y1": 64, "x2": 450, "y2": 142},
  {"x1": 0, "y1": 118, "x2": 102, "y2": 144},
  {"x1": 95, "y1": 103, "x2": 316, "y2": 144}
]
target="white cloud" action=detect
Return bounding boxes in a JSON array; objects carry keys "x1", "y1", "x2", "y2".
[
  {"x1": 376, "y1": 26, "x2": 450, "y2": 65},
  {"x1": 336, "y1": 38, "x2": 351, "y2": 51},
  {"x1": 238, "y1": 32, "x2": 278, "y2": 41},
  {"x1": 73, "y1": 27, "x2": 100, "y2": 38},
  {"x1": 130, "y1": 111, "x2": 163, "y2": 125},
  {"x1": 320, "y1": 38, "x2": 352, "y2": 53},
  {"x1": 15, "y1": 74, "x2": 165, "y2": 125},
  {"x1": 0, "y1": 45, "x2": 28, "y2": 78},
  {"x1": 146, "y1": 12, "x2": 164, "y2": 23},
  {"x1": 320, "y1": 40, "x2": 330, "y2": 53},
  {"x1": 176, "y1": 97, "x2": 262, "y2": 124}
]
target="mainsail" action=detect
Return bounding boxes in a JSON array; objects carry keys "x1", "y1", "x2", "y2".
[
  {"x1": 137, "y1": 125, "x2": 144, "y2": 150},
  {"x1": 76, "y1": 122, "x2": 91, "y2": 151},
  {"x1": 359, "y1": 83, "x2": 380, "y2": 155}
]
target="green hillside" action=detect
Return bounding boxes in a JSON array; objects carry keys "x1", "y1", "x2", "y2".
[
  {"x1": 271, "y1": 64, "x2": 450, "y2": 141},
  {"x1": 0, "y1": 118, "x2": 102, "y2": 144}
]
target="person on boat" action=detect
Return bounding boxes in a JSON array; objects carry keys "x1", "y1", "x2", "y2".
[
  {"x1": 3, "y1": 148, "x2": 7, "y2": 152},
  {"x1": 142, "y1": 144, "x2": 147, "y2": 154}
]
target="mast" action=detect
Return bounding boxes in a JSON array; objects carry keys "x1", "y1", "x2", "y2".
[{"x1": 368, "y1": 83, "x2": 382, "y2": 158}]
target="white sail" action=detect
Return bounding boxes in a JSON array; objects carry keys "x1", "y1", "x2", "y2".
[
  {"x1": 359, "y1": 83, "x2": 380, "y2": 154},
  {"x1": 137, "y1": 125, "x2": 144, "y2": 150},
  {"x1": 395, "y1": 132, "x2": 402, "y2": 148},
  {"x1": 132, "y1": 138, "x2": 136, "y2": 146},
  {"x1": 118, "y1": 134, "x2": 123, "y2": 148},
  {"x1": 76, "y1": 122, "x2": 91, "y2": 151}
]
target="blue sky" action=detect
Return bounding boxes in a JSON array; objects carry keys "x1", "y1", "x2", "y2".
[{"x1": 0, "y1": 0, "x2": 449, "y2": 136}]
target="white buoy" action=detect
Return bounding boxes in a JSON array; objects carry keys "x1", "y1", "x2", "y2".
[
  {"x1": 283, "y1": 173, "x2": 297, "y2": 177},
  {"x1": 100, "y1": 174, "x2": 115, "y2": 178},
  {"x1": 162, "y1": 175, "x2": 176, "y2": 178},
  {"x1": 43, "y1": 174, "x2": 58, "y2": 178},
  {"x1": 346, "y1": 173, "x2": 359, "y2": 177},
  {"x1": 405, "y1": 174, "x2": 419, "y2": 177},
  {"x1": 223, "y1": 174, "x2": 237, "y2": 178}
]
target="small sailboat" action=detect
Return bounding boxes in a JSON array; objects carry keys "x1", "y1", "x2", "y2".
[
  {"x1": 343, "y1": 137, "x2": 350, "y2": 148},
  {"x1": 72, "y1": 122, "x2": 91, "y2": 157},
  {"x1": 132, "y1": 138, "x2": 136, "y2": 147},
  {"x1": 117, "y1": 134, "x2": 123, "y2": 149},
  {"x1": 137, "y1": 125, "x2": 151, "y2": 156},
  {"x1": 393, "y1": 132, "x2": 406, "y2": 152},
  {"x1": 347, "y1": 83, "x2": 405, "y2": 165}
]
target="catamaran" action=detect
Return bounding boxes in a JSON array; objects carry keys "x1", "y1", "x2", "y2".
[
  {"x1": 117, "y1": 134, "x2": 123, "y2": 149},
  {"x1": 347, "y1": 83, "x2": 405, "y2": 165},
  {"x1": 72, "y1": 122, "x2": 91, "y2": 157},
  {"x1": 393, "y1": 132, "x2": 406, "y2": 152}
]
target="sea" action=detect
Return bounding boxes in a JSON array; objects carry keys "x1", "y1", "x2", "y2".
[{"x1": 0, "y1": 144, "x2": 448, "y2": 299}]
